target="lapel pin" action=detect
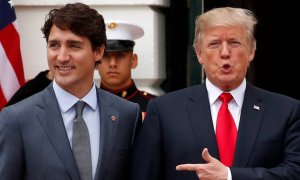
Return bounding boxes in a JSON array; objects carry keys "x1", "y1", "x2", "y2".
[
  {"x1": 111, "y1": 115, "x2": 117, "y2": 121},
  {"x1": 253, "y1": 105, "x2": 260, "y2": 110}
]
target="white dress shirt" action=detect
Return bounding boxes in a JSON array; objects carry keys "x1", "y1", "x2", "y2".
[{"x1": 205, "y1": 78, "x2": 246, "y2": 180}]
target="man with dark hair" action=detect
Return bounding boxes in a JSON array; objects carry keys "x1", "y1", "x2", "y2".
[{"x1": 0, "y1": 3, "x2": 141, "y2": 180}]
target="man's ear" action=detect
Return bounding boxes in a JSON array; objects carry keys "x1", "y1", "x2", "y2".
[
  {"x1": 131, "y1": 53, "x2": 138, "y2": 69},
  {"x1": 195, "y1": 45, "x2": 203, "y2": 65},
  {"x1": 94, "y1": 45, "x2": 105, "y2": 62}
]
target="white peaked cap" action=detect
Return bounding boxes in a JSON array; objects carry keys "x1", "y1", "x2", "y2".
[{"x1": 105, "y1": 21, "x2": 144, "y2": 41}]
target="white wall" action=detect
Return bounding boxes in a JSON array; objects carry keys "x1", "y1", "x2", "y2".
[{"x1": 14, "y1": 0, "x2": 169, "y2": 95}]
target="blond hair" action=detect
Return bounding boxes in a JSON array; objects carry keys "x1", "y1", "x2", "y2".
[{"x1": 194, "y1": 7, "x2": 257, "y2": 51}]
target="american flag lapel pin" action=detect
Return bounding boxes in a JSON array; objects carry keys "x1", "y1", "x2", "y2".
[{"x1": 253, "y1": 105, "x2": 260, "y2": 110}]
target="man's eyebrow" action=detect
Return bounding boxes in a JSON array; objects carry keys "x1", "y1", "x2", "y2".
[{"x1": 67, "y1": 40, "x2": 83, "y2": 44}]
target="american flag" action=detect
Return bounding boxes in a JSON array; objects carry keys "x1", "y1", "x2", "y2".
[{"x1": 0, "y1": 0, "x2": 25, "y2": 110}]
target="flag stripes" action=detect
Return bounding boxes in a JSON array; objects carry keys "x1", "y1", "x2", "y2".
[{"x1": 0, "y1": 0, "x2": 25, "y2": 110}]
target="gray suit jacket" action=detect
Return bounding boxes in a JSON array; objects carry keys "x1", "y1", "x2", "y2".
[{"x1": 0, "y1": 84, "x2": 141, "y2": 180}]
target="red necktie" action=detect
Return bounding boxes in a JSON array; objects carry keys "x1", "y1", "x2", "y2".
[{"x1": 216, "y1": 92, "x2": 237, "y2": 167}]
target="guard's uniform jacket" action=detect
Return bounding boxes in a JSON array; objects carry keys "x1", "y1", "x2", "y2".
[
  {"x1": 100, "y1": 80, "x2": 156, "y2": 114},
  {"x1": 100, "y1": 21, "x2": 157, "y2": 120}
]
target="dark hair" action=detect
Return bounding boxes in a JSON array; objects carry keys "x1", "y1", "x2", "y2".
[{"x1": 41, "y1": 3, "x2": 106, "y2": 51}]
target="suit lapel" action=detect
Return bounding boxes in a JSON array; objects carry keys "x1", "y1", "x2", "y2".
[
  {"x1": 95, "y1": 89, "x2": 119, "y2": 179},
  {"x1": 36, "y1": 86, "x2": 80, "y2": 180},
  {"x1": 233, "y1": 83, "x2": 264, "y2": 166},
  {"x1": 186, "y1": 84, "x2": 220, "y2": 160}
]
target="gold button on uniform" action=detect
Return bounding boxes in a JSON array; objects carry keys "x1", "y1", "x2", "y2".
[{"x1": 122, "y1": 91, "x2": 127, "y2": 98}]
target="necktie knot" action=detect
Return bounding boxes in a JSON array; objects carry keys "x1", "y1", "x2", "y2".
[
  {"x1": 75, "y1": 100, "x2": 85, "y2": 117},
  {"x1": 219, "y1": 92, "x2": 233, "y2": 104}
]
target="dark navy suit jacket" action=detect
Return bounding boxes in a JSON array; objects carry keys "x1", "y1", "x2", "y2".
[
  {"x1": 131, "y1": 82, "x2": 300, "y2": 180},
  {"x1": 0, "y1": 84, "x2": 141, "y2": 180}
]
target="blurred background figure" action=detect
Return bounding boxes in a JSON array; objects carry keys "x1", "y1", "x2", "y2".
[
  {"x1": 96, "y1": 21, "x2": 157, "y2": 119},
  {"x1": 5, "y1": 69, "x2": 53, "y2": 106}
]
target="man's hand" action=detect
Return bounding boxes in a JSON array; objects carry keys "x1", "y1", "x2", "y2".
[{"x1": 176, "y1": 148, "x2": 228, "y2": 180}]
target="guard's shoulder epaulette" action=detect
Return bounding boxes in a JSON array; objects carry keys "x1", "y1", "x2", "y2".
[{"x1": 140, "y1": 91, "x2": 157, "y2": 99}]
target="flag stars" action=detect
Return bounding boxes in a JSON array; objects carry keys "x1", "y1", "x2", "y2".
[{"x1": 8, "y1": 0, "x2": 14, "y2": 8}]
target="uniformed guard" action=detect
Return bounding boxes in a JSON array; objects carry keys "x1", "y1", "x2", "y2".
[{"x1": 96, "y1": 20, "x2": 157, "y2": 119}]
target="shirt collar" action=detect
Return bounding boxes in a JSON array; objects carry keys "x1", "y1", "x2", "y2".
[
  {"x1": 53, "y1": 80, "x2": 98, "y2": 113},
  {"x1": 206, "y1": 78, "x2": 246, "y2": 107}
]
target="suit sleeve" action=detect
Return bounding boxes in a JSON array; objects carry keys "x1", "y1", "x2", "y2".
[
  {"x1": 130, "y1": 99, "x2": 163, "y2": 180},
  {"x1": 0, "y1": 107, "x2": 24, "y2": 180},
  {"x1": 131, "y1": 103, "x2": 143, "y2": 146},
  {"x1": 231, "y1": 101, "x2": 300, "y2": 179}
]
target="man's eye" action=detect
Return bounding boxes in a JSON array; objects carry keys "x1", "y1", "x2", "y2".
[
  {"x1": 208, "y1": 42, "x2": 220, "y2": 48},
  {"x1": 229, "y1": 41, "x2": 241, "y2": 47},
  {"x1": 70, "y1": 44, "x2": 81, "y2": 49},
  {"x1": 48, "y1": 43, "x2": 58, "y2": 48}
]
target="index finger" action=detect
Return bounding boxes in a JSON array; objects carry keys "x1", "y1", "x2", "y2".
[{"x1": 176, "y1": 164, "x2": 202, "y2": 171}]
